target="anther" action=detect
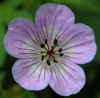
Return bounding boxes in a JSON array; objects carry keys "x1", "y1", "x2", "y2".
[
  {"x1": 58, "y1": 48, "x2": 62, "y2": 52},
  {"x1": 60, "y1": 53, "x2": 64, "y2": 56},
  {"x1": 45, "y1": 39, "x2": 48, "y2": 44},
  {"x1": 40, "y1": 44, "x2": 45, "y2": 48},
  {"x1": 54, "y1": 59, "x2": 58, "y2": 63},
  {"x1": 54, "y1": 39, "x2": 58, "y2": 45},
  {"x1": 41, "y1": 56, "x2": 44, "y2": 61},
  {"x1": 47, "y1": 60, "x2": 51, "y2": 65}
]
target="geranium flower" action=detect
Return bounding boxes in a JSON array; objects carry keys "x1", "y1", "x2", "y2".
[{"x1": 4, "y1": 3, "x2": 97, "y2": 96}]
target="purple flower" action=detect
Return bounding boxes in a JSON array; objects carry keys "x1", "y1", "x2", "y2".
[{"x1": 4, "y1": 3, "x2": 97, "y2": 96}]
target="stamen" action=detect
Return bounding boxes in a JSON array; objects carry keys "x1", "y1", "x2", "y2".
[
  {"x1": 41, "y1": 56, "x2": 44, "y2": 61},
  {"x1": 58, "y1": 48, "x2": 62, "y2": 52},
  {"x1": 45, "y1": 39, "x2": 48, "y2": 44},
  {"x1": 40, "y1": 44, "x2": 45, "y2": 48},
  {"x1": 45, "y1": 39, "x2": 49, "y2": 49},
  {"x1": 47, "y1": 60, "x2": 51, "y2": 65},
  {"x1": 60, "y1": 53, "x2": 64, "y2": 56},
  {"x1": 54, "y1": 59, "x2": 58, "y2": 63},
  {"x1": 54, "y1": 39, "x2": 58, "y2": 45},
  {"x1": 40, "y1": 39, "x2": 64, "y2": 65}
]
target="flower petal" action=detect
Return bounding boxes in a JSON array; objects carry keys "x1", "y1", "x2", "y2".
[
  {"x1": 35, "y1": 3, "x2": 75, "y2": 46},
  {"x1": 4, "y1": 18, "x2": 41, "y2": 58},
  {"x1": 59, "y1": 23, "x2": 97, "y2": 64},
  {"x1": 12, "y1": 59, "x2": 50, "y2": 90},
  {"x1": 49, "y1": 60, "x2": 85, "y2": 96}
]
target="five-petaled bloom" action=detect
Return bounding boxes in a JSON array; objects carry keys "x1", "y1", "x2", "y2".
[{"x1": 4, "y1": 3, "x2": 97, "y2": 96}]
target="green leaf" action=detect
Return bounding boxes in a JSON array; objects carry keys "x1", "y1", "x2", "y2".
[
  {"x1": 22, "y1": 90, "x2": 36, "y2": 98},
  {"x1": 45, "y1": 0, "x2": 100, "y2": 13}
]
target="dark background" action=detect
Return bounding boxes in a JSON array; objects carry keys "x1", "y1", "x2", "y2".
[{"x1": 0, "y1": 0, "x2": 100, "y2": 98}]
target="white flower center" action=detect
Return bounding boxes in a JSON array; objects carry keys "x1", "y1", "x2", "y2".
[{"x1": 40, "y1": 39, "x2": 64, "y2": 65}]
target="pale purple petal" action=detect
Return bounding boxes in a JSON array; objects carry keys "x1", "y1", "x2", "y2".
[
  {"x1": 59, "y1": 23, "x2": 97, "y2": 64},
  {"x1": 4, "y1": 18, "x2": 41, "y2": 58},
  {"x1": 12, "y1": 59, "x2": 50, "y2": 90},
  {"x1": 49, "y1": 60, "x2": 85, "y2": 96},
  {"x1": 35, "y1": 3, "x2": 75, "y2": 46}
]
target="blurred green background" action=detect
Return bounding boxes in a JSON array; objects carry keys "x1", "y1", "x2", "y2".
[{"x1": 0, "y1": 0, "x2": 100, "y2": 98}]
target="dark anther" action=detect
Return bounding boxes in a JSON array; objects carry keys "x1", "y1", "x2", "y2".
[
  {"x1": 47, "y1": 60, "x2": 51, "y2": 65},
  {"x1": 45, "y1": 39, "x2": 48, "y2": 44},
  {"x1": 54, "y1": 39, "x2": 58, "y2": 45},
  {"x1": 58, "y1": 48, "x2": 62, "y2": 52},
  {"x1": 60, "y1": 53, "x2": 64, "y2": 56},
  {"x1": 41, "y1": 56, "x2": 44, "y2": 61},
  {"x1": 54, "y1": 59, "x2": 58, "y2": 63},
  {"x1": 40, "y1": 44, "x2": 45, "y2": 48}
]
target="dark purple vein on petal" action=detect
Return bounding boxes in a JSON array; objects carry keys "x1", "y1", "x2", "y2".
[
  {"x1": 59, "y1": 62, "x2": 78, "y2": 81},
  {"x1": 18, "y1": 52, "x2": 40, "y2": 56},
  {"x1": 49, "y1": 6, "x2": 60, "y2": 42},
  {"x1": 54, "y1": 63, "x2": 67, "y2": 82},
  {"x1": 54, "y1": 63, "x2": 72, "y2": 91},
  {"x1": 22, "y1": 61, "x2": 40, "y2": 70},
  {"x1": 16, "y1": 47, "x2": 38, "y2": 52},
  {"x1": 14, "y1": 61, "x2": 40, "y2": 80},
  {"x1": 14, "y1": 25, "x2": 40, "y2": 47},
  {"x1": 50, "y1": 66, "x2": 61, "y2": 87},
  {"x1": 55, "y1": 21, "x2": 66, "y2": 39},
  {"x1": 39, "y1": 17, "x2": 47, "y2": 41},
  {"x1": 43, "y1": 65, "x2": 47, "y2": 81},
  {"x1": 31, "y1": 62, "x2": 42, "y2": 75},
  {"x1": 21, "y1": 20, "x2": 41, "y2": 45},
  {"x1": 62, "y1": 32, "x2": 93, "y2": 47},
  {"x1": 43, "y1": 15, "x2": 49, "y2": 39},
  {"x1": 57, "y1": 26, "x2": 69, "y2": 39},
  {"x1": 57, "y1": 62, "x2": 80, "y2": 90},
  {"x1": 63, "y1": 40, "x2": 94, "y2": 51},
  {"x1": 62, "y1": 51, "x2": 82, "y2": 55}
]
